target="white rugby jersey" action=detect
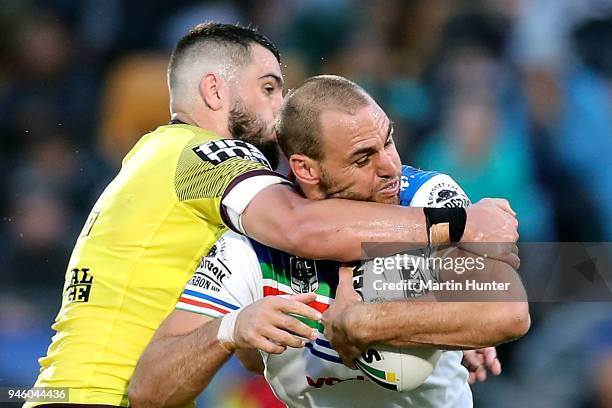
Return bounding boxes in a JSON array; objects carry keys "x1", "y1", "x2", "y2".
[{"x1": 177, "y1": 167, "x2": 473, "y2": 408}]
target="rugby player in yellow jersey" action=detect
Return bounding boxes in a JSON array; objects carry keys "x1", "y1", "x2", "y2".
[{"x1": 27, "y1": 24, "x2": 518, "y2": 408}]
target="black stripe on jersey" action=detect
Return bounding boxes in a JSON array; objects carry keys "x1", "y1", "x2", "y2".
[{"x1": 220, "y1": 169, "x2": 291, "y2": 233}]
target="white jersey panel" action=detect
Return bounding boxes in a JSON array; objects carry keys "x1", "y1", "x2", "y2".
[{"x1": 176, "y1": 232, "x2": 261, "y2": 317}]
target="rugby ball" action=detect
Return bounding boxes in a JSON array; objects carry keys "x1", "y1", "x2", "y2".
[
  {"x1": 356, "y1": 346, "x2": 442, "y2": 392},
  {"x1": 353, "y1": 255, "x2": 442, "y2": 392},
  {"x1": 353, "y1": 172, "x2": 468, "y2": 391}
]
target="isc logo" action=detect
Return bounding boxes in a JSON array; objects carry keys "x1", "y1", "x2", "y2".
[{"x1": 193, "y1": 140, "x2": 270, "y2": 167}]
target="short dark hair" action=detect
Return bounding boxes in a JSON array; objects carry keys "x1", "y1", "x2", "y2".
[
  {"x1": 276, "y1": 75, "x2": 371, "y2": 160},
  {"x1": 168, "y1": 22, "x2": 280, "y2": 89}
]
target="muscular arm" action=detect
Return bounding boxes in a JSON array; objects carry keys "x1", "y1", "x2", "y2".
[
  {"x1": 129, "y1": 295, "x2": 319, "y2": 408},
  {"x1": 358, "y1": 292, "x2": 530, "y2": 350},
  {"x1": 128, "y1": 311, "x2": 229, "y2": 408},
  {"x1": 242, "y1": 185, "x2": 518, "y2": 263},
  {"x1": 367, "y1": 247, "x2": 529, "y2": 348},
  {"x1": 356, "y1": 301, "x2": 528, "y2": 350},
  {"x1": 242, "y1": 185, "x2": 426, "y2": 261},
  {"x1": 323, "y1": 255, "x2": 530, "y2": 365}
]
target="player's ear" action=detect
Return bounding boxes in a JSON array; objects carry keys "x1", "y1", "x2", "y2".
[
  {"x1": 198, "y1": 73, "x2": 224, "y2": 111},
  {"x1": 289, "y1": 154, "x2": 320, "y2": 185}
]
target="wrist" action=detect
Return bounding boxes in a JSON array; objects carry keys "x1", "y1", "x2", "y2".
[
  {"x1": 346, "y1": 303, "x2": 374, "y2": 349},
  {"x1": 461, "y1": 208, "x2": 481, "y2": 243},
  {"x1": 217, "y1": 309, "x2": 240, "y2": 353},
  {"x1": 423, "y1": 207, "x2": 467, "y2": 244}
]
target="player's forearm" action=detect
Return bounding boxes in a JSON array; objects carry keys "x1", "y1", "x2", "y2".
[
  {"x1": 244, "y1": 186, "x2": 429, "y2": 261},
  {"x1": 289, "y1": 199, "x2": 430, "y2": 261},
  {"x1": 129, "y1": 318, "x2": 231, "y2": 408},
  {"x1": 355, "y1": 257, "x2": 530, "y2": 349},
  {"x1": 355, "y1": 300, "x2": 529, "y2": 350}
]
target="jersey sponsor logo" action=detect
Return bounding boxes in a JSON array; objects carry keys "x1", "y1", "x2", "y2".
[
  {"x1": 426, "y1": 182, "x2": 471, "y2": 208},
  {"x1": 188, "y1": 272, "x2": 221, "y2": 293},
  {"x1": 206, "y1": 238, "x2": 227, "y2": 260},
  {"x1": 191, "y1": 255, "x2": 233, "y2": 292},
  {"x1": 207, "y1": 243, "x2": 218, "y2": 258},
  {"x1": 435, "y1": 189, "x2": 456, "y2": 202},
  {"x1": 193, "y1": 139, "x2": 270, "y2": 167},
  {"x1": 306, "y1": 375, "x2": 367, "y2": 388},
  {"x1": 65, "y1": 268, "x2": 93, "y2": 303},
  {"x1": 198, "y1": 255, "x2": 232, "y2": 283},
  {"x1": 289, "y1": 257, "x2": 319, "y2": 294}
]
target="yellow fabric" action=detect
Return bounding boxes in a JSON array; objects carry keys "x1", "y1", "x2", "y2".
[{"x1": 25, "y1": 124, "x2": 270, "y2": 407}]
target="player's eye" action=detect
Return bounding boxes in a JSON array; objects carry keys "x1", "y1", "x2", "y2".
[
  {"x1": 355, "y1": 156, "x2": 370, "y2": 167},
  {"x1": 264, "y1": 84, "x2": 275, "y2": 95}
]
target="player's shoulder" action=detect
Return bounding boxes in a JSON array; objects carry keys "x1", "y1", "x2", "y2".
[
  {"x1": 180, "y1": 230, "x2": 258, "y2": 316},
  {"x1": 400, "y1": 165, "x2": 443, "y2": 190},
  {"x1": 173, "y1": 126, "x2": 280, "y2": 208},
  {"x1": 159, "y1": 122, "x2": 223, "y2": 143},
  {"x1": 399, "y1": 165, "x2": 470, "y2": 208},
  {"x1": 170, "y1": 123, "x2": 272, "y2": 169},
  {"x1": 189, "y1": 230, "x2": 260, "y2": 291}
]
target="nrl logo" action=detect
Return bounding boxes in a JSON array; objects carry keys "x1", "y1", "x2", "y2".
[{"x1": 289, "y1": 257, "x2": 319, "y2": 294}]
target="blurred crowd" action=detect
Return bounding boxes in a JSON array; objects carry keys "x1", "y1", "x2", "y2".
[{"x1": 1, "y1": 0, "x2": 611, "y2": 407}]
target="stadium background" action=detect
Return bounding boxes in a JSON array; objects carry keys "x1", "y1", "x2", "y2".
[{"x1": 1, "y1": 0, "x2": 611, "y2": 406}]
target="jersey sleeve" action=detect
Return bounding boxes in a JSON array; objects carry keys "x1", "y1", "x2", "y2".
[
  {"x1": 400, "y1": 166, "x2": 471, "y2": 208},
  {"x1": 176, "y1": 231, "x2": 262, "y2": 318},
  {"x1": 410, "y1": 173, "x2": 471, "y2": 208},
  {"x1": 174, "y1": 138, "x2": 292, "y2": 233}
]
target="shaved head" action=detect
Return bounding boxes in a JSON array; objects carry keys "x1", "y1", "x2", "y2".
[
  {"x1": 168, "y1": 23, "x2": 280, "y2": 106},
  {"x1": 277, "y1": 75, "x2": 400, "y2": 204},
  {"x1": 276, "y1": 75, "x2": 372, "y2": 161},
  {"x1": 167, "y1": 23, "x2": 284, "y2": 169}
]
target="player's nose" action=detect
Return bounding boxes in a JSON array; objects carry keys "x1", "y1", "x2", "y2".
[
  {"x1": 376, "y1": 149, "x2": 400, "y2": 178},
  {"x1": 272, "y1": 92, "x2": 284, "y2": 117}
]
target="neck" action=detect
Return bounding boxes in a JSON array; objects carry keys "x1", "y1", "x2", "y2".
[
  {"x1": 170, "y1": 112, "x2": 196, "y2": 126},
  {"x1": 170, "y1": 111, "x2": 231, "y2": 138},
  {"x1": 298, "y1": 183, "x2": 326, "y2": 200}
]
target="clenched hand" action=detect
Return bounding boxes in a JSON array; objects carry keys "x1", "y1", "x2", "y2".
[
  {"x1": 462, "y1": 198, "x2": 520, "y2": 269},
  {"x1": 322, "y1": 266, "x2": 366, "y2": 369}
]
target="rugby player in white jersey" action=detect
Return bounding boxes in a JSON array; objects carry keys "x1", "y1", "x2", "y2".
[{"x1": 129, "y1": 76, "x2": 529, "y2": 408}]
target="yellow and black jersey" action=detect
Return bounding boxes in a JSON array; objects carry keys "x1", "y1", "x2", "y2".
[{"x1": 25, "y1": 123, "x2": 289, "y2": 407}]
